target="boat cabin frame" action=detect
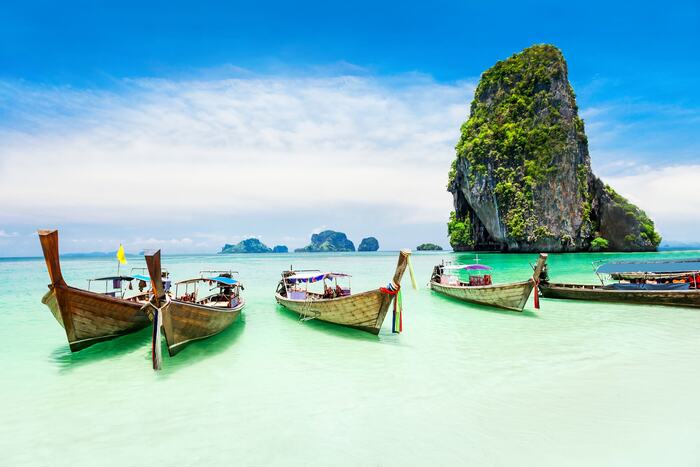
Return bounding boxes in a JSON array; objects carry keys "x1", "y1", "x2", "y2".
[
  {"x1": 280, "y1": 268, "x2": 352, "y2": 300},
  {"x1": 174, "y1": 270, "x2": 242, "y2": 308},
  {"x1": 591, "y1": 258, "x2": 700, "y2": 290}
]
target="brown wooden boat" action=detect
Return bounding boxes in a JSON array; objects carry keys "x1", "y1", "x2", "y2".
[
  {"x1": 539, "y1": 258, "x2": 700, "y2": 308},
  {"x1": 38, "y1": 229, "x2": 150, "y2": 351},
  {"x1": 539, "y1": 282, "x2": 700, "y2": 308},
  {"x1": 274, "y1": 250, "x2": 411, "y2": 334},
  {"x1": 429, "y1": 253, "x2": 548, "y2": 312},
  {"x1": 145, "y1": 250, "x2": 244, "y2": 368}
]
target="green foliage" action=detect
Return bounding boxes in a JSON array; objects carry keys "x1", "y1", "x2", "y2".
[
  {"x1": 605, "y1": 185, "x2": 662, "y2": 247},
  {"x1": 450, "y1": 44, "x2": 577, "y2": 242},
  {"x1": 220, "y1": 238, "x2": 272, "y2": 254},
  {"x1": 447, "y1": 211, "x2": 474, "y2": 247},
  {"x1": 416, "y1": 243, "x2": 443, "y2": 251},
  {"x1": 590, "y1": 237, "x2": 609, "y2": 251}
]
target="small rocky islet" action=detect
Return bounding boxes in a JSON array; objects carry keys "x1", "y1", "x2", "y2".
[
  {"x1": 416, "y1": 243, "x2": 443, "y2": 251},
  {"x1": 219, "y1": 238, "x2": 288, "y2": 254},
  {"x1": 220, "y1": 231, "x2": 379, "y2": 253},
  {"x1": 358, "y1": 237, "x2": 379, "y2": 252},
  {"x1": 447, "y1": 44, "x2": 661, "y2": 252},
  {"x1": 295, "y1": 230, "x2": 357, "y2": 252}
]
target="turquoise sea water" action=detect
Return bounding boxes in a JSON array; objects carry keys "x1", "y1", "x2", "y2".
[{"x1": 2, "y1": 250, "x2": 700, "y2": 466}]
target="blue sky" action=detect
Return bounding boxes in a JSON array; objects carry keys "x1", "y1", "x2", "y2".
[{"x1": 1, "y1": 1, "x2": 699, "y2": 255}]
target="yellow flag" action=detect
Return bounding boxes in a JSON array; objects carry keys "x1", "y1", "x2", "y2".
[{"x1": 117, "y1": 244, "x2": 127, "y2": 265}]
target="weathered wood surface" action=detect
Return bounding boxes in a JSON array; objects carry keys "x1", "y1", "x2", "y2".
[
  {"x1": 539, "y1": 282, "x2": 700, "y2": 308},
  {"x1": 429, "y1": 253, "x2": 548, "y2": 312},
  {"x1": 38, "y1": 229, "x2": 149, "y2": 352},
  {"x1": 160, "y1": 299, "x2": 243, "y2": 355},
  {"x1": 430, "y1": 280, "x2": 535, "y2": 311},
  {"x1": 275, "y1": 249, "x2": 411, "y2": 333},
  {"x1": 145, "y1": 250, "x2": 243, "y2": 356}
]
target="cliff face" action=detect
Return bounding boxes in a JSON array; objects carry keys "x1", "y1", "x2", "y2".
[{"x1": 448, "y1": 44, "x2": 660, "y2": 252}]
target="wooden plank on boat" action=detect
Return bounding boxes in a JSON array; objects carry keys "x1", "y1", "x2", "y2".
[{"x1": 38, "y1": 230, "x2": 150, "y2": 352}]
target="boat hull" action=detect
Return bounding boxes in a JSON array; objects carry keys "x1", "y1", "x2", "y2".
[
  {"x1": 539, "y1": 282, "x2": 700, "y2": 308},
  {"x1": 41, "y1": 285, "x2": 150, "y2": 352},
  {"x1": 275, "y1": 290, "x2": 392, "y2": 334},
  {"x1": 161, "y1": 299, "x2": 244, "y2": 356},
  {"x1": 430, "y1": 280, "x2": 535, "y2": 312}
]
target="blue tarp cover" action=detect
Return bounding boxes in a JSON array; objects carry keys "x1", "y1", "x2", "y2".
[
  {"x1": 209, "y1": 276, "x2": 238, "y2": 285},
  {"x1": 597, "y1": 259, "x2": 700, "y2": 275},
  {"x1": 132, "y1": 274, "x2": 151, "y2": 282},
  {"x1": 603, "y1": 283, "x2": 691, "y2": 291}
]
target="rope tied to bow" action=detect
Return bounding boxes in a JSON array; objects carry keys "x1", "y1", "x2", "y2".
[{"x1": 380, "y1": 281, "x2": 403, "y2": 333}]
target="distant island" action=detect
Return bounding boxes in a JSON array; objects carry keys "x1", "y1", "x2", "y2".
[
  {"x1": 220, "y1": 238, "x2": 286, "y2": 254},
  {"x1": 417, "y1": 243, "x2": 443, "y2": 251},
  {"x1": 447, "y1": 44, "x2": 661, "y2": 253},
  {"x1": 358, "y1": 237, "x2": 379, "y2": 251},
  {"x1": 295, "y1": 230, "x2": 355, "y2": 252}
]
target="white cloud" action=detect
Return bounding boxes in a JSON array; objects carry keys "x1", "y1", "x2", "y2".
[
  {"x1": 0, "y1": 75, "x2": 471, "y2": 230},
  {"x1": 0, "y1": 230, "x2": 19, "y2": 238}
]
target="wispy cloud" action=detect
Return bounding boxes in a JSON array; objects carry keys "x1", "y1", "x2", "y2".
[
  {"x1": 0, "y1": 72, "x2": 473, "y2": 253},
  {"x1": 0, "y1": 230, "x2": 19, "y2": 238}
]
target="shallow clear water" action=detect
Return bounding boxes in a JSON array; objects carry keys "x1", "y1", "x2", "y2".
[{"x1": 1, "y1": 251, "x2": 700, "y2": 466}]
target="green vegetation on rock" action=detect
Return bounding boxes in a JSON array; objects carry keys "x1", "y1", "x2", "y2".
[
  {"x1": 295, "y1": 230, "x2": 356, "y2": 252},
  {"x1": 272, "y1": 245, "x2": 288, "y2": 253},
  {"x1": 358, "y1": 237, "x2": 379, "y2": 252},
  {"x1": 416, "y1": 243, "x2": 443, "y2": 251},
  {"x1": 447, "y1": 43, "x2": 659, "y2": 252},
  {"x1": 220, "y1": 238, "x2": 272, "y2": 254},
  {"x1": 604, "y1": 185, "x2": 661, "y2": 248},
  {"x1": 447, "y1": 211, "x2": 474, "y2": 247},
  {"x1": 590, "y1": 237, "x2": 609, "y2": 251}
]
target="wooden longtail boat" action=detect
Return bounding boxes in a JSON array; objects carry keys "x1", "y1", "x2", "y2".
[
  {"x1": 274, "y1": 250, "x2": 412, "y2": 334},
  {"x1": 539, "y1": 258, "x2": 700, "y2": 308},
  {"x1": 145, "y1": 250, "x2": 244, "y2": 368},
  {"x1": 429, "y1": 254, "x2": 548, "y2": 312},
  {"x1": 38, "y1": 229, "x2": 150, "y2": 351}
]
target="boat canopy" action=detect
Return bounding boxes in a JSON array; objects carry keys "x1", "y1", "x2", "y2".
[
  {"x1": 596, "y1": 259, "x2": 700, "y2": 275},
  {"x1": 132, "y1": 274, "x2": 151, "y2": 282},
  {"x1": 208, "y1": 276, "x2": 238, "y2": 286},
  {"x1": 443, "y1": 264, "x2": 493, "y2": 271},
  {"x1": 286, "y1": 272, "x2": 351, "y2": 283},
  {"x1": 176, "y1": 276, "x2": 239, "y2": 286},
  {"x1": 91, "y1": 275, "x2": 136, "y2": 282}
]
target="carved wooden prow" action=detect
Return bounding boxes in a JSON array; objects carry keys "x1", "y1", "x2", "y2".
[
  {"x1": 38, "y1": 229, "x2": 66, "y2": 287},
  {"x1": 392, "y1": 249, "x2": 412, "y2": 286},
  {"x1": 145, "y1": 250, "x2": 165, "y2": 306},
  {"x1": 532, "y1": 253, "x2": 548, "y2": 282}
]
